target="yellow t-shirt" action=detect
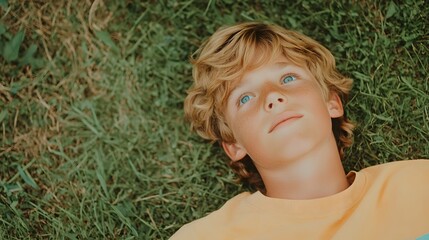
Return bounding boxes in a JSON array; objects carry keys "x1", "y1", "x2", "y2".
[{"x1": 171, "y1": 160, "x2": 429, "y2": 240}]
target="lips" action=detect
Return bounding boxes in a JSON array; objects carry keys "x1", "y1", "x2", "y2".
[{"x1": 269, "y1": 112, "x2": 303, "y2": 133}]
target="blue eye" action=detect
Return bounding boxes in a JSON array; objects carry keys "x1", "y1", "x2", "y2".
[
  {"x1": 282, "y1": 75, "x2": 296, "y2": 84},
  {"x1": 239, "y1": 95, "x2": 253, "y2": 105}
]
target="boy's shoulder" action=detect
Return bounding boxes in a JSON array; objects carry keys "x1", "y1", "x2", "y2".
[
  {"x1": 359, "y1": 159, "x2": 429, "y2": 197},
  {"x1": 170, "y1": 192, "x2": 253, "y2": 239},
  {"x1": 361, "y1": 159, "x2": 429, "y2": 176}
]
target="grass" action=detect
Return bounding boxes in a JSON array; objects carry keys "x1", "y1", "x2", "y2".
[{"x1": 0, "y1": 0, "x2": 428, "y2": 239}]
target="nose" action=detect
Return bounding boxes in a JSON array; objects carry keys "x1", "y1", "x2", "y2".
[{"x1": 264, "y1": 92, "x2": 286, "y2": 111}]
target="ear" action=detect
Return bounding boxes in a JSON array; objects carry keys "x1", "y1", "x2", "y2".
[
  {"x1": 327, "y1": 93, "x2": 344, "y2": 118},
  {"x1": 222, "y1": 141, "x2": 247, "y2": 162}
]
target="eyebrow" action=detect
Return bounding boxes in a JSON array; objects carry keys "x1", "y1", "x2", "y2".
[{"x1": 274, "y1": 61, "x2": 290, "y2": 67}]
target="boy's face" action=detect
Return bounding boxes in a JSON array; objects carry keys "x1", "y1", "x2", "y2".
[{"x1": 222, "y1": 55, "x2": 343, "y2": 169}]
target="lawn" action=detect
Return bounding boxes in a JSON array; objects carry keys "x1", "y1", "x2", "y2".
[{"x1": 0, "y1": 0, "x2": 428, "y2": 239}]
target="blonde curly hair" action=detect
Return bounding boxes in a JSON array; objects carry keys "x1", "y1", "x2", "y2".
[{"x1": 184, "y1": 22, "x2": 354, "y2": 192}]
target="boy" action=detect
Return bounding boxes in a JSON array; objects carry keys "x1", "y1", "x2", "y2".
[{"x1": 171, "y1": 22, "x2": 429, "y2": 239}]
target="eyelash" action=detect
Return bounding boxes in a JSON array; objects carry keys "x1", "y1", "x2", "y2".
[
  {"x1": 238, "y1": 94, "x2": 254, "y2": 106},
  {"x1": 281, "y1": 74, "x2": 297, "y2": 84}
]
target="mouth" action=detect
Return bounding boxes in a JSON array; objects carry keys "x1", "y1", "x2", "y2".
[{"x1": 269, "y1": 113, "x2": 303, "y2": 133}]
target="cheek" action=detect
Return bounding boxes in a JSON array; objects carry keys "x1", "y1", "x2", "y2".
[
  {"x1": 301, "y1": 86, "x2": 329, "y2": 111},
  {"x1": 231, "y1": 108, "x2": 261, "y2": 143},
  {"x1": 233, "y1": 115, "x2": 255, "y2": 139}
]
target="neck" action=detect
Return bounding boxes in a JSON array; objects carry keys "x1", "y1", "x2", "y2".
[{"x1": 257, "y1": 138, "x2": 349, "y2": 200}]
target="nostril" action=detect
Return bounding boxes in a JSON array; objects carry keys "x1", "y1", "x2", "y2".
[
  {"x1": 268, "y1": 103, "x2": 273, "y2": 109},
  {"x1": 278, "y1": 98, "x2": 284, "y2": 102}
]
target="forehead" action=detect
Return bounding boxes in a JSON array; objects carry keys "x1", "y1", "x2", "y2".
[{"x1": 228, "y1": 52, "x2": 284, "y2": 84}]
